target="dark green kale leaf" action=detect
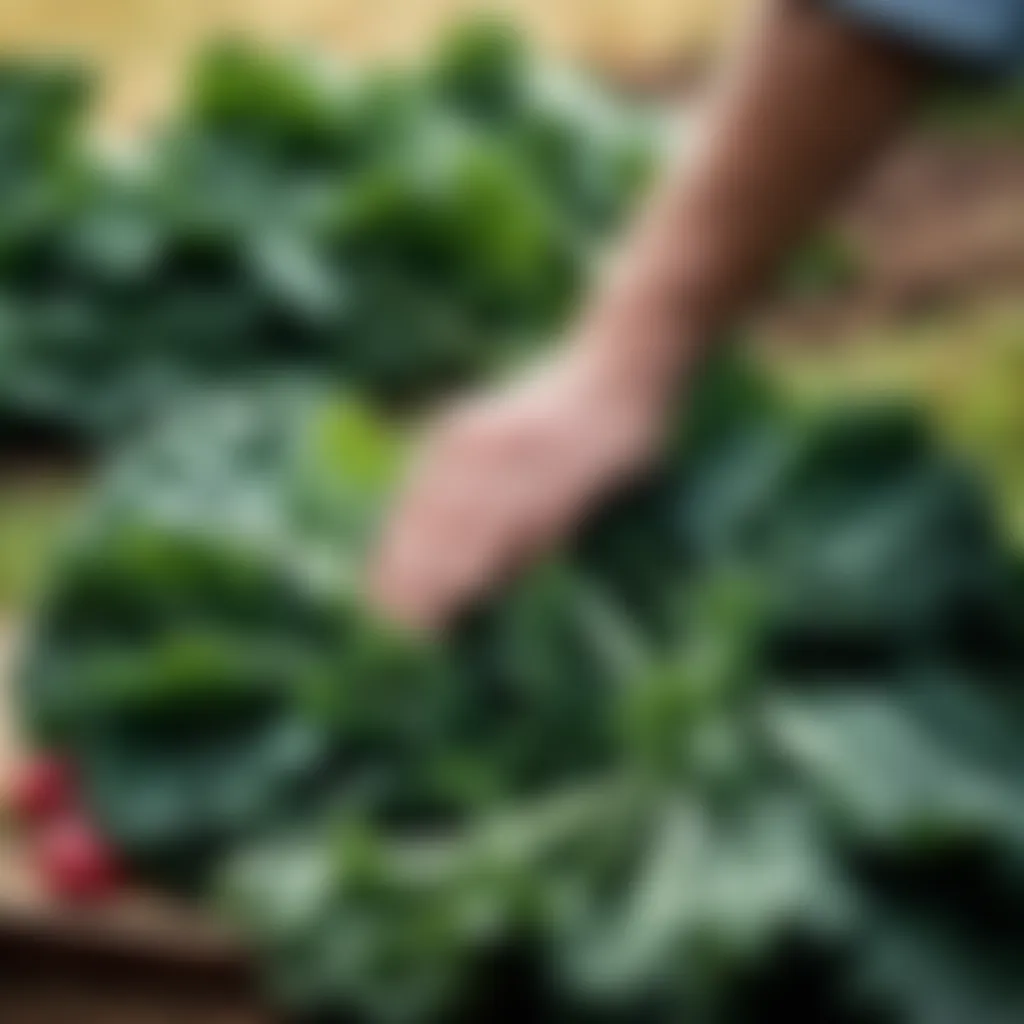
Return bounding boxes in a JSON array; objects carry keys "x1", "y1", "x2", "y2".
[{"x1": 19, "y1": 354, "x2": 1024, "y2": 1021}]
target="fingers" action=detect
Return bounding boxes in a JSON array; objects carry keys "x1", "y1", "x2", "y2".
[
  {"x1": 370, "y1": 488, "x2": 506, "y2": 631},
  {"x1": 368, "y1": 422, "x2": 514, "y2": 630},
  {"x1": 364, "y1": 356, "x2": 652, "y2": 632},
  {"x1": 368, "y1": 410, "x2": 575, "y2": 630}
]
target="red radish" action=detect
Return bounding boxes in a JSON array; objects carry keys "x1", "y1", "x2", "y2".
[
  {"x1": 34, "y1": 813, "x2": 124, "y2": 903},
  {"x1": 6, "y1": 755, "x2": 76, "y2": 823}
]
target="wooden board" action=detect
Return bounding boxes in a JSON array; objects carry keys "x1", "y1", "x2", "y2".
[
  {"x1": 0, "y1": 618, "x2": 244, "y2": 970},
  {"x1": 0, "y1": 935, "x2": 272, "y2": 1024}
]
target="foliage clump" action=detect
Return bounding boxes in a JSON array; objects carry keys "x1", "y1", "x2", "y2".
[
  {"x1": 0, "y1": 23, "x2": 653, "y2": 445},
  {"x1": 20, "y1": 352, "x2": 1024, "y2": 1022}
]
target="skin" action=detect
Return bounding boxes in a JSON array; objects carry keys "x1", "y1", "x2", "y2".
[{"x1": 369, "y1": 0, "x2": 935, "y2": 631}]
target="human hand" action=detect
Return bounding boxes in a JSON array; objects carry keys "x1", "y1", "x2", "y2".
[{"x1": 368, "y1": 347, "x2": 673, "y2": 631}]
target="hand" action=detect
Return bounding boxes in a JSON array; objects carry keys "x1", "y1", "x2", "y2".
[{"x1": 368, "y1": 348, "x2": 672, "y2": 631}]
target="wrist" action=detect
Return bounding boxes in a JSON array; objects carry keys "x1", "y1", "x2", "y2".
[
  {"x1": 572, "y1": 210, "x2": 728, "y2": 410},
  {"x1": 570, "y1": 275, "x2": 712, "y2": 420},
  {"x1": 564, "y1": 325, "x2": 684, "y2": 457}
]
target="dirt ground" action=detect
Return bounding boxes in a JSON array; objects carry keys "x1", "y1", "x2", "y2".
[{"x1": 765, "y1": 135, "x2": 1024, "y2": 341}]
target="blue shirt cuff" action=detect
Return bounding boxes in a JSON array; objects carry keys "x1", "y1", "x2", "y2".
[{"x1": 828, "y1": 0, "x2": 1024, "y2": 75}]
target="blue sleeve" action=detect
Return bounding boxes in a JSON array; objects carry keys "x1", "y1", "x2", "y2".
[{"x1": 826, "y1": 0, "x2": 1024, "y2": 75}]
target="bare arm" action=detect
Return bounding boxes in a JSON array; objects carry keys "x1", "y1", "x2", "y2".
[
  {"x1": 370, "y1": 0, "x2": 936, "y2": 630},
  {"x1": 584, "y1": 0, "x2": 931, "y2": 394}
]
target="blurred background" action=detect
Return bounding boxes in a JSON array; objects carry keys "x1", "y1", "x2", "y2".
[
  {"x1": 5, "y1": 0, "x2": 743, "y2": 127},
  {"x1": 1, "y1": 0, "x2": 1022, "y2": 605},
  {"x1": 0, "y1": 0, "x2": 744, "y2": 613},
  {"x1": 1, "y1": 0, "x2": 1023, "y2": 607},
  {"x1": 1, "y1": 2, "x2": 1023, "y2": 1021}
]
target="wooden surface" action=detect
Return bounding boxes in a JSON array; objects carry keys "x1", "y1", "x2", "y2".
[{"x1": 0, "y1": 926, "x2": 271, "y2": 1024}]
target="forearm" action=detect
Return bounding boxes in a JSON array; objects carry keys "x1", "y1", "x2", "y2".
[{"x1": 579, "y1": 0, "x2": 934, "y2": 395}]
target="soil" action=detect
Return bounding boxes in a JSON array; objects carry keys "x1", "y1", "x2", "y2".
[{"x1": 763, "y1": 135, "x2": 1024, "y2": 342}]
